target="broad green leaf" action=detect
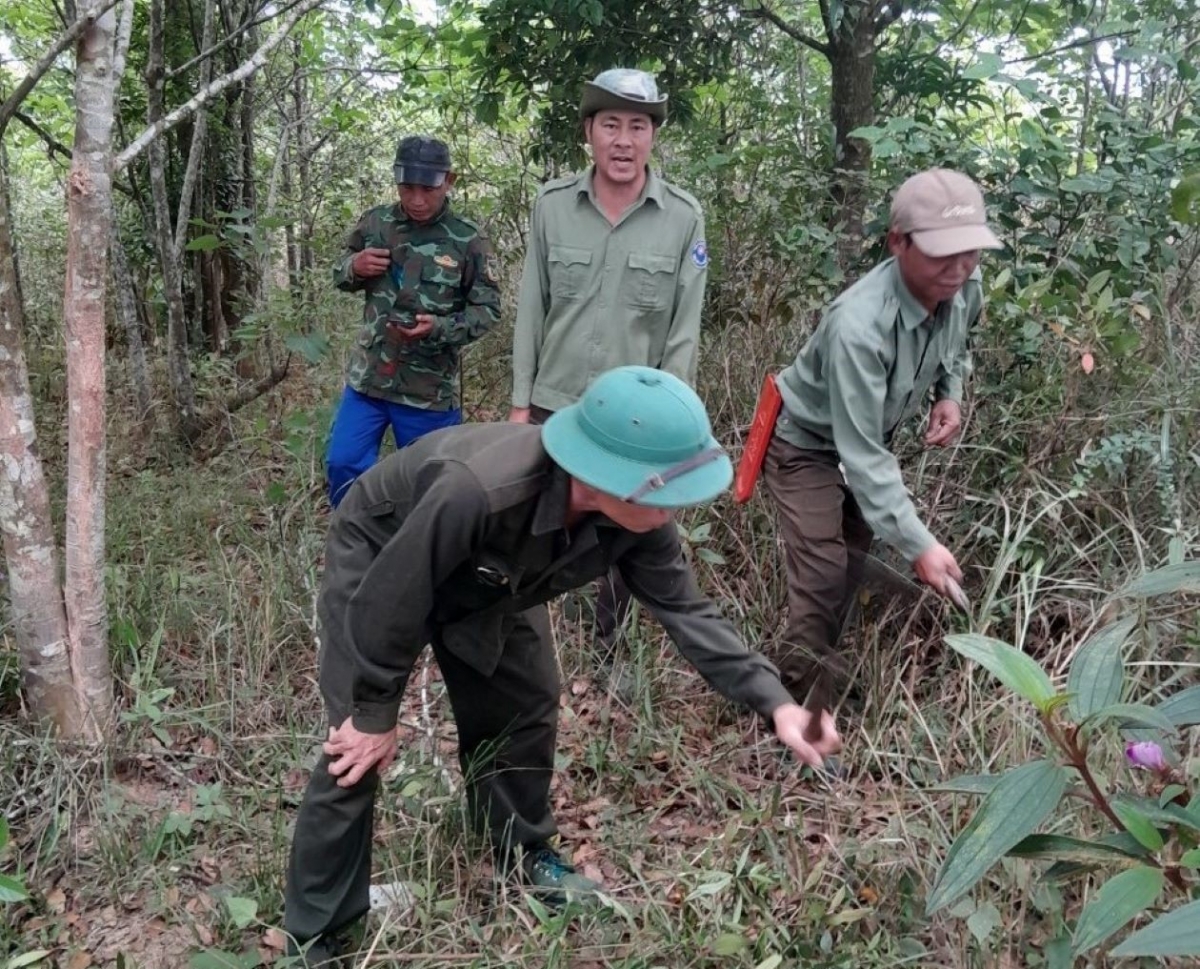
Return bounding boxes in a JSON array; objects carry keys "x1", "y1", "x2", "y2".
[
  {"x1": 1113, "y1": 796, "x2": 1200, "y2": 835},
  {"x1": 1158, "y1": 685, "x2": 1200, "y2": 727},
  {"x1": 754, "y1": 957, "x2": 783, "y2": 969},
  {"x1": 0, "y1": 874, "x2": 28, "y2": 902},
  {"x1": 713, "y1": 932, "x2": 747, "y2": 955},
  {"x1": 5, "y1": 952, "x2": 51, "y2": 968},
  {"x1": 929, "y1": 774, "x2": 1001, "y2": 795},
  {"x1": 1008, "y1": 833, "x2": 1145, "y2": 866},
  {"x1": 1119, "y1": 561, "x2": 1200, "y2": 597},
  {"x1": 966, "y1": 901, "x2": 1001, "y2": 942},
  {"x1": 926, "y1": 760, "x2": 1070, "y2": 914},
  {"x1": 283, "y1": 333, "x2": 331, "y2": 365},
  {"x1": 1111, "y1": 801, "x2": 1164, "y2": 852},
  {"x1": 184, "y1": 234, "x2": 223, "y2": 252},
  {"x1": 963, "y1": 53, "x2": 1003, "y2": 79},
  {"x1": 1180, "y1": 848, "x2": 1200, "y2": 868},
  {"x1": 945, "y1": 634, "x2": 1056, "y2": 707},
  {"x1": 1080, "y1": 702, "x2": 1177, "y2": 734},
  {"x1": 223, "y1": 895, "x2": 257, "y2": 929},
  {"x1": 1067, "y1": 616, "x2": 1133, "y2": 719},
  {"x1": 1060, "y1": 175, "x2": 1111, "y2": 193},
  {"x1": 1111, "y1": 898, "x2": 1200, "y2": 957},
  {"x1": 1170, "y1": 173, "x2": 1200, "y2": 226},
  {"x1": 0, "y1": 817, "x2": 7, "y2": 848},
  {"x1": 1071, "y1": 866, "x2": 1164, "y2": 955}
]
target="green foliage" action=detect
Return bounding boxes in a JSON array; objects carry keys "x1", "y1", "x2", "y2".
[{"x1": 931, "y1": 563, "x2": 1200, "y2": 960}]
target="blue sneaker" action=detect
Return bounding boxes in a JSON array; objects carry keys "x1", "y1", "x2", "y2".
[{"x1": 520, "y1": 843, "x2": 603, "y2": 908}]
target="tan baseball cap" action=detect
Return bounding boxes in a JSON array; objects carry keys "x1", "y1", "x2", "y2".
[{"x1": 890, "y1": 169, "x2": 1003, "y2": 257}]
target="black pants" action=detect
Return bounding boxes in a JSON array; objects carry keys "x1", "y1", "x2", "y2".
[{"x1": 283, "y1": 606, "x2": 559, "y2": 947}]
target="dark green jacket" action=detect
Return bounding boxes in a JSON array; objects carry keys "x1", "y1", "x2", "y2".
[
  {"x1": 319, "y1": 423, "x2": 794, "y2": 733},
  {"x1": 335, "y1": 200, "x2": 501, "y2": 409}
]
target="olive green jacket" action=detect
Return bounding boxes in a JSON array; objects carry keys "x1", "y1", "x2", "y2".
[
  {"x1": 319, "y1": 423, "x2": 793, "y2": 733},
  {"x1": 774, "y1": 258, "x2": 984, "y2": 561}
]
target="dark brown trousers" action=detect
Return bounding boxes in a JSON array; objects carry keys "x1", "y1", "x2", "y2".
[{"x1": 763, "y1": 436, "x2": 874, "y2": 707}]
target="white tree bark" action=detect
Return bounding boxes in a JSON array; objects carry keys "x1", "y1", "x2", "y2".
[
  {"x1": 62, "y1": 0, "x2": 118, "y2": 740},
  {"x1": 0, "y1": 145, "x2": 76, "y2": 733}
]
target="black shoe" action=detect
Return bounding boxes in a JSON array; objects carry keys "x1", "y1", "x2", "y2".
[
  {"x1": 520, "y1": 843, "x2": 603, "y2": 909},
  {"x1": 289, "y1": 935, "x2": 347, "y2": 968}
]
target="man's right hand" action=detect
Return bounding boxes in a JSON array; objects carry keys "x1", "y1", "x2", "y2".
[
  {"x1": 913, "y1": 542, "x2": 964, "y2": 600},
  {"x1": 324, "y1": 718, "x2": 398, "y2": 788},
  {"x1": 508, "y1": 407, "x2": 531, "y2": 424},
  {"x1": 350, "y1": 247, "x2": 392, "y2": 279}
]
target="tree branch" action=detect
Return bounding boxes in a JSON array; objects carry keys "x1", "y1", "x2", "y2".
[
  {"x1": 1007, "y1": 30, "x2": 1137, "y2": 65},
  {"x1": 114, "y1": 0, "x2": 327, "y2": 172},
  {"x1": 14, "y1": 111, "x2": 73, "y2": 163},
  {"x1": 0, "y1": 0, "x2": 123, "y2": 138},
  {"x1": 165, "y1": 0, "x2": 314, "y2": 81},
  {"x1": 747, "y1": 4, "x2": 831, "y2": 56}
]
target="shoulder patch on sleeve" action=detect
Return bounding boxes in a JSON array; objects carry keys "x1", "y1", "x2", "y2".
[{"x1": 690, "y1": 240, "x2": 709, "y2": 269}]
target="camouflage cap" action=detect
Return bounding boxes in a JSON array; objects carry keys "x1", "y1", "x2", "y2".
[
  {"x1": 890, "y1": 169, "x2": 1003, "y2": 257},
  {"x1": 393, "y1": 136, "x2": 451, "y2": 187},
  {"x1": 580, "y1": 69, "x2": 668, "y2": 124}
]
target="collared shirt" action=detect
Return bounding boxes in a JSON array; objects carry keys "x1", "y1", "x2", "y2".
[
  {"x1": 333, "y1": 200, "x2": 501, "y2": 409},
  {"x1": 774, "y1": 258, "x2": 983, "y2": 561},
  {"x1": 319, "y1": 423, "x2": 792, "y2": 733},
  {"x1": 511, "y1": 168, "x2": 707, "y2": 412}
]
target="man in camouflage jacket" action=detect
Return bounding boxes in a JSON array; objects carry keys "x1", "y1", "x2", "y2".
[{"x1": 326, "y1": 135, "x2": 501, "y2": 506}]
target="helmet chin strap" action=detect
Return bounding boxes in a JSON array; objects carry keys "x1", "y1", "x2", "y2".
[{"x1": 624, "y1": 447, "x2": 725, "y2": 502}]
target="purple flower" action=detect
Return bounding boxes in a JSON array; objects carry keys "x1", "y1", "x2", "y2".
[{"x1": 1125, "y1": 741, "x2": 1168, "y2": 772}]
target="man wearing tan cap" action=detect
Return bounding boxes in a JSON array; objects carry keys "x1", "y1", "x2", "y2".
[{"x1": 762, "y1": 168, "x2": 1003, "y2": 717}]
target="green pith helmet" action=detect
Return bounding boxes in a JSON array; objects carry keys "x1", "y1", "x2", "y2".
[
  {"x1": 542, "y1": 367, "x2": 731, "y2": 508},
  {"x1": 579, "y1": 69, "x2": 668, "y2": 125}
]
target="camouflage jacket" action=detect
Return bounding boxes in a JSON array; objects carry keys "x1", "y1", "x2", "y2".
[{"x1": 334, "y1": 200, "x2": 501, "y2": 409}]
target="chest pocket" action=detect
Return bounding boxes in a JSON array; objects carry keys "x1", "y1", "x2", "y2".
[
  {"x1": 626, "y1": 252, "x2": 676, "y2": 311},
  {"x1": 548, "y1": 245, "x2": 593, "y2": 301},
  {"x1": 419, "y1": 259, "x2": 465, "y2": 314}
]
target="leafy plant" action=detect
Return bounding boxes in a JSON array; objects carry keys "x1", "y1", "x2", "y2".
[{"x1": 928, "y1": 561, "x2": 1200, "y2": 961}]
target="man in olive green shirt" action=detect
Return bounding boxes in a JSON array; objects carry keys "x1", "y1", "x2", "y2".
[
  {"x1": 509, "y1": 68, "x2": 709, "y2": 647},
  {"x1": 764, "y1": 168, "x2": 1002, "y2": 710},
  {"x1": 286, "y1": 366, "x2": 839, "y2": 966}
]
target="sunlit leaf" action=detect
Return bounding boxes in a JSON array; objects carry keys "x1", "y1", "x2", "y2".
[
  {"x1": 1171, "y1": 173, "x2": 1200, "y2": 225},
  {"x1": 1111, "y1": 898, "x2": 1200, "y2": 957},
  {"x1": 945, "y1": 634, "x2": 1055, "y2": 707},
  {"x1": 0, "y1": 874, "x2": 29, "y2": 903},
  {"x1": 1067, "y1": 616, "x2": 1133, "y2": 719},
  {"x1": 927, "y1": 760, "x2": 1070, "y2": 914},
  {"x1": 963, "y1": 53, "x2": 1003, "y2": 79}
]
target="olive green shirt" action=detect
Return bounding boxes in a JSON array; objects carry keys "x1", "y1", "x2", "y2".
[
  {"x1": 320, "y1": 423, "x2": 792, "y2": 734},
  {"x1": 511, "y1": 168, "x2": 708, "y2": 411},
  {"x1": 774, "y1": 258, "x2": 983, "y2": 562}
]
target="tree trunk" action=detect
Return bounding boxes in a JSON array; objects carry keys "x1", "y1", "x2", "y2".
[
  {"x1": 0, "y1": 136, "x2": 78, "y2": 733},
  {"x1": 147, "y1": 0, "x2": 200, "y2": 441},
  {"x1": 61, "y1": 0, "x2": 119, "y2": 739},
  {"x1": 110, "y1": 222, "x2": 153, "y2": 422},
  {"x1": 828, "y1": 8, "x2": 877, "y2": 268}
]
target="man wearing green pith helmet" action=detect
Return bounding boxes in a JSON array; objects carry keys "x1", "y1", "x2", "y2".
[{"x1": 284, "y1": 366, "x2": 841, "y2": 966}]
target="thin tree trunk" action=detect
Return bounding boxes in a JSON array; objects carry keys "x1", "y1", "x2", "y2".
[
  {"x1": 147, "y1": 0, "x2": 200, "y2": 441},
  {"x1": 62, "y1": 0, "x2": 118, "y2": 740},
  {"x1": 0, "y1": 139, "x2": 76, "y2": 732},
  {"x1": 110, "y1": 222, "x2": 152, "y2": 422}
]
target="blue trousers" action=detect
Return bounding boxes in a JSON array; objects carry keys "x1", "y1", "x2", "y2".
[{"x1": 325, "y1": 386, "x2": 461, "y2": 507}]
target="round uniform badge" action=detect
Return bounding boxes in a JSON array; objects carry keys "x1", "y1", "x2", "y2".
[{"x1": 691, "y1": 240, "x2": 709, "y2": 269}]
